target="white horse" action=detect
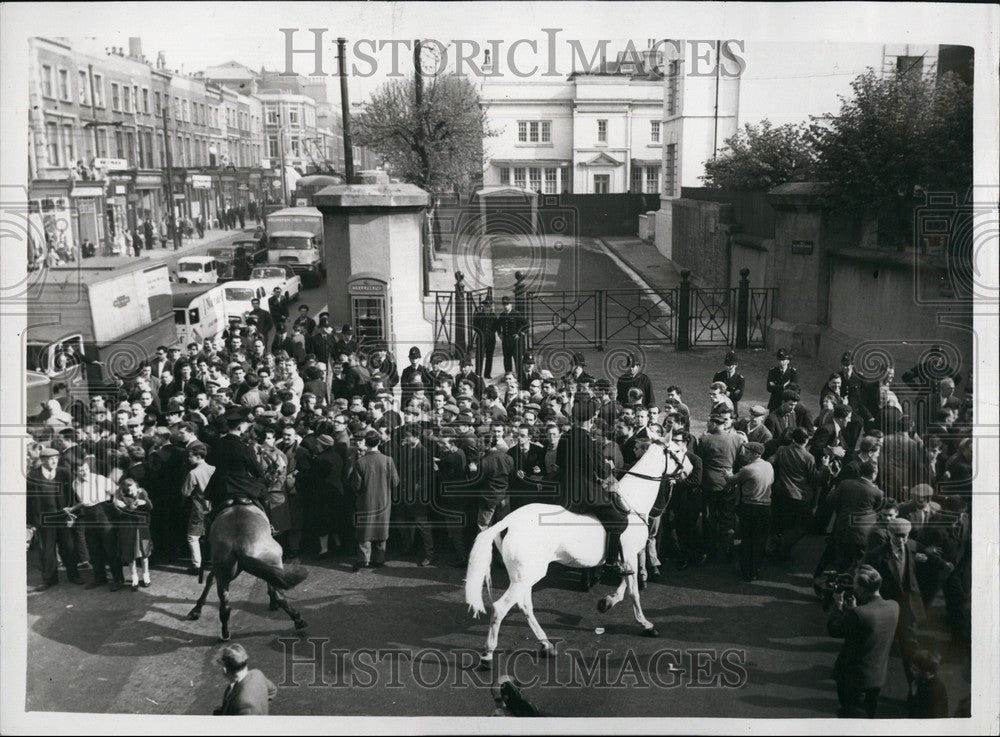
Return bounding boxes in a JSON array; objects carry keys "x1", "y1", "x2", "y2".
[{"x1": 465, "y1": 441, "x2": 692, "y2": 665}]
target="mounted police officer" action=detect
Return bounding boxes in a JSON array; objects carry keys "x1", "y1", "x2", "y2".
[
  {"x1": 558, "y1": 399, "x2": 630, "y2": 577},
  {"x1": 204, "y1": 406, "x2": 269, "y2": 524}
]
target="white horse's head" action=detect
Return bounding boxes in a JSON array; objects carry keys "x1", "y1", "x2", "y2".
[{"x1": 618, "y1": 440, "x2": 693, "y2": 517}]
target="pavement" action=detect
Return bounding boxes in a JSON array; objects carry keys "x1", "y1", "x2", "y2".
[{"x1": 80, "y1": 225, "x2": 255, "y2": 271}]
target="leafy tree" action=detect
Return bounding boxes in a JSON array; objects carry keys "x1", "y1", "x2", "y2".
[
  {"x1": 809, "y1": 68, "x2": 973, "y2": 245},
  {"x1": 353, "y1": 74, "x2": 497, "y2": 193},
  {"x1": 701, "y1": 120, "x2": 818, "y2": 190}
]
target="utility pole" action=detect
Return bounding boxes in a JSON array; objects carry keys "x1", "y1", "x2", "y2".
[
  {"x1": 337, "y1": 37, "x2": 354, "y2": 182},
  {"x1": 162, "y1": 107, "x2": 181, "y2": 250},
  {"x1": 278, "y1": 125, "x2": 288, "y2": 207}
]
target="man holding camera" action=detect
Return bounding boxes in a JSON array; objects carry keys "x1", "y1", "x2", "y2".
[{"x1": 827, "y1": 564, "x2": 900, "y2": 718}]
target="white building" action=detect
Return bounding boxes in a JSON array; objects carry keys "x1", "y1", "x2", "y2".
[
  {"x1": 480, "y1": 47, "x2": 665, "y2": 194},
  {"x1": 655, "y1": 41, "x2": 941, "y2": 254}
]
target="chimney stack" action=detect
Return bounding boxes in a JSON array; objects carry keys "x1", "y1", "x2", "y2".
[
  {"x1": 128, "y1": 37, "x2": 142, "y2": 59},
  {"x1": 157, "y1": 51, "x2": 166, "y2": 70}
]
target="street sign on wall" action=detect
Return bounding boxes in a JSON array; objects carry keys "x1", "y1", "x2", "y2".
[
  {"x1": 191, "y1": 175, "x2": 212, "y2": 189},
  {"x1": 93, "y1": 157, "x2": 128, "y2": 171}
]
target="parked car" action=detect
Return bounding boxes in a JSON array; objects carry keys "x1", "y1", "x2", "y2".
[
  {"x1": 249, "y1": 264, "x2": 301, "y2": 303},
  {"x1": 230, "y1": 239, "x2": 269, "y2": 264},
  {"x1": 219, "y1": 281, "x2": 267, "y2": 324},
  {"x1": 176, "y1": 255, "x2": 227, "y2": 284}
]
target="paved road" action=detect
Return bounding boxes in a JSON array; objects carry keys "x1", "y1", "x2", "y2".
[{"x1": 23, "y1": 233, "x2": 967, "y2": 717}]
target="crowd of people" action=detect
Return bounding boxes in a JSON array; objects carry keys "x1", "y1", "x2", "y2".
[{"x1": 25, "y1": 316, "x2": 974, "y2": 716}]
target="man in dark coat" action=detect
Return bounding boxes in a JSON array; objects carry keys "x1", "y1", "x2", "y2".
[
  {"x1": 558, "y1": 401, "x2": 627, "y2": 574},
  {"x1": 766, "y1": 349, "x2": 798, "y2": 411},
  {"x1": 837, "y1": 352, "x2": 871, "y2": 424},
  {"x1": 713, "y1": 351, "x2": 745, "y2": 418},
  {"x1": 616, "y1": 353, "x2": 655, "y2": 409},
  {"x1": 349, "y1": 430, "x2": 399, "y2": 570},
  {"x1": 214, "y1": 644, "x2": 278, "y2": 715},
  {"x1": 864, "y1": 516, "x2": 928, "y2": 682},
  {"x1": 507, "y1": 424, "x2": 550, "y2": 510},
  {"x1": 204, "y1": 407, "x2": 267, "y2": 516},
  {"x1": 248, "y1": 298, "x2": 274, "y2": 346},
  {"x1": 400, "y1": 346, "x2": 434, "y2": 409},
  {"x1": 27, "y1": 448, "x2": 83, "y2": 590},
  {"x1": 827, "y1": 564, "x2": 900, "y2": 718},
  {"x1": 307, "y1": 434, "x2": 346, "y2": 557},
  {"x1": 268, "y1": 287, "x2": 289, "y2": 326},
  {"x1": 394, "y1": 423, "x2": 436, "y2": 565},
  {"x1": 495, "y1": 296, "x2": 528, "y2": 374},
  {"x1": 472, "y1": 297, "x2": 498, "y2": 379}
]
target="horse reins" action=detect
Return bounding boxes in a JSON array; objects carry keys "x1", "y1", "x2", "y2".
[{"x1": 617, "y1": 442, "x2": 689, "y2": 523}]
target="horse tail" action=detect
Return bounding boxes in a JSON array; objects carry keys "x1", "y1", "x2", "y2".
[
  {"x1": 464, "y1": 515, "x2": 514, "y2": 618},
  {"x1": 236, "y1": 553, "x2": 308, "y2": 591}
]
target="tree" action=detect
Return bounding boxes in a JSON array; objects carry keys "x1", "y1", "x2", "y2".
[
  {"x1": 352, "y1": 74, "x2": 497, "y2": 193},
  {"x1": 701, "y1": 120, "x2": 818, "y2": 190},
  {"x1": 809, "y1": 68, "x2": 973, "y2": 246}
]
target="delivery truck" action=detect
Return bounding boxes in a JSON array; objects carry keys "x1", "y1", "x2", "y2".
[
  {"x1": 264, "y1": 206, "x2": 325, "y2": 285},
  {"x1": 25, "y1": 257, "x2": 177, "y2": 417}
]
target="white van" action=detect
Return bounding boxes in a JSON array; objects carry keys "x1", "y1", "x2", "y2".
[
  {"x1": 173, "y1": 284, "x2": 227, "y2": 345},
  {"x1": 176, "y1": 255, "x2": 225, "y2": 284}
]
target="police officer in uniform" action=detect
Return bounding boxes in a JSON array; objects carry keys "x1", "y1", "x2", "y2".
[
  {"x1": 766, "y1": 349, "x2": 798, "y2": 411},
  {"x1": 495, "y1": 296, "x2": 528, "y2": 375},
  {"x1": 713, "y1": 351, "x2": 746, "y2": 418},
  {"x1": 400, "y1": 346, "x2": 434, "y2": 408},
  {"x1": 472, "y1": 297, "x2": 498, "y2": 379}
]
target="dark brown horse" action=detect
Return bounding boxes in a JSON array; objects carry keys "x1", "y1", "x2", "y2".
[{"x1": 187, "y1": 503, "x2": 308, "y2": 641}]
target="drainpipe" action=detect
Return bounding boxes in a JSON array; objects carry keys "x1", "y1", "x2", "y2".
[{"x1": 712, "y1": 40, "x2": 721, "y2": 158}]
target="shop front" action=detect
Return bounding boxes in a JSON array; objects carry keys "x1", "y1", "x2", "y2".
[
  {"x1": 134, "y1": 171, "x2": 164, "y2": 226},
  {"x1": 28, "y1": 179, "x2": 77, "y2": 261},
  {"x1": 69, "y1": 182, "x2": 106, "y2": 252}
]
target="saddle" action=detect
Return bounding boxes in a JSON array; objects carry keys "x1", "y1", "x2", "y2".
[{"x1": 217, "y1": 495, "x2": 258, "y2": 511}]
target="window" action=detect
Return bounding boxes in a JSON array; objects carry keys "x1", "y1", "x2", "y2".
[
  {"x1": 288, "y1": 106, "x2": 299, "y2": 125},
  {"x1": 528, "y1": 167, "x2": 542, "y2": 191},
  {"x1": 290, "y1": 137, "x2": 300, "y2": 156},
  {"x1": 896, "y1": 55, "x2": 924, "y2": 80},
  {"x1": 268, "y1": 136, "x2": 279, "y2": 158},
  {"x1": 174, "y1": 97, "x2": 181, "y2": 121},
  {"x1": 142, "y1": 131, "x2": 153, "y2": 168},
  {"x1": 597, "y1": 119, "x2": 607, "y2": 143},
  {"x1": 142, "y1": 88, "x2": 150, "y2": 114},
  {"x1": 513, "y1": 167, "x2": 526, "y2": 188},
  {"x1": 111, "y1": 82, "x2": 120, "y2": 111},
  {"x1": 58, "y1": 69, "x2": 70, "y2": 101},
  {"x1": 645, "y1": 166, "x2": 659, "y2": 193},
  {"x1": 650, "y1": 120, "x2": 660, "y2": 143},
  {"x1": 122, "y1": 85, "x2": 131, "y2": 113},
  {"x1": 544, "y1": 168, "x2": 556, "y2": 194},
  {"x1": 517, "y1": 120, "x2": 551, "y2": 143},
  {"x1": 499, "y1": 166, "x2": 510, "y2": 185},
  {"x1": 631, "y1": 166, "x2": 643, "y2": 193},
  {"x1": 46, "y1": 122, "x2": 60, "y2": 165},
  {"x1": 93, "y1": 74, "x2": 104, "y2": 107},
  {"x1": 41, "y1": 65, "x2": 54, "y2": 97},
  {"x1": 125, "y1": 131, "x2": 135, "y2": 165},
  {"x1": 266, "y1": 106, "x2": 278, "y2": 125},
  {"x1": 183, "y1": 99, "x2": 190, "y2": 122},
  {"x1": 78, "y1": 71, "x2": 90, "y2": 105},
  {"x1": 154, "y1": 91, "x2": 161, "y2": 115},
  {"x1": 593, "y1": 174, "x2": 610, "y2": 193},
  {"x1": 664, "y1": 144, "x2": 677, "y2": 197},
  {"x1": 666, "y1": 61, "x2": 679, "y2": 116},
  {"x1": 62, "y1": 124, "x2": 75, "y2": 164},
  {"x1": 115, "y1": 130, "x2": 125, "y2": 159}
]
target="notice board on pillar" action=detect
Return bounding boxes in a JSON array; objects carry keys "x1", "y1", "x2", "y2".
[{"x1": 348, "y1": 272, "x2": 391, "y2": 345}]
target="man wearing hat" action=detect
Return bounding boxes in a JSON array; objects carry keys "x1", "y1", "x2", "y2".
[
  {"x1": 472, "y1": 296, "x2": 498, "y2": 379},
  {"x1": 293, "y1": 304, "x2": 317, "y2": 337},
  {"x1": 836, "y1": 352, "x2": 872, "y2": 424},
  {"x1": 713, "y1": 351, "x2": 745, "y2": 417},
  {"x1": 495, "y1": 295, "x2": 528, "y2": 375},
  {"x1": 557, "y1": 399, "x2": 629, "y2": 577},
  {"x1": 334, "y1": 324, "x2": 358, "y2": 358},
  {"x1": 616, "y1": 353, "x2": 655, "y2": 409},
  {"x1": 203, "y1": 406, "x2": 268, "y2": 520},
  {"x1": 519, "y1": 353, "x2": 542, "y2": 391},
  {"x1": 455, "y1": 353, "x2": 485, "y2": 400},
  {"x1": 563, "y1": 352, "x2": 594, "y2": 386},
  {"x1": 766, "y1": 349, "x2": 798, "y2": 411},
  {"x1": 594, "y1": 378, "x2": 618, "y2": 430},
  {"x1": 367, "y1": 345, "x2": 399, "y2": 389},
  {"x1": 349, "y1": 430, "x2": 399, "y2": 570},
  {"x1": 400, "y1": 346, "x2": 434, "y2": 409},
  {"x1": 736, "y1": 404, "x2": 773, "y2": 448},
  {"x1": 27, "y1": 446, "x2": 83, "y2": 590},
  {"x1": 723, "y1": 441, "x2": 773, "y2": 581}
]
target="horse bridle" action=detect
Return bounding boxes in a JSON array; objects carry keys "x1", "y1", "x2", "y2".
[{"x1": 615, "y1": 441, "x2": 689, "y2": 522}]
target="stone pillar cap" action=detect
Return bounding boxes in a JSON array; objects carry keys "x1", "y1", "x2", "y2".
[{"x1": 314, "y1": 182, "x2": 430, "y2": 209}]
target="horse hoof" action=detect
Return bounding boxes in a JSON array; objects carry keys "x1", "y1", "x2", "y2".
[
  {"x1": 539, "y1": 644, "x2": 556, "y2": 659},
  {"x1": 477, "y1": 654, "x2": 494, "y2": 671},
  {"x1": 294, "y1": 619, "x2": 308, "y2": 630},
  {"x1": 186, "y1": 611, "x2": 201, "y2": 621},
  {"x1": 597, "y1": 597, "x2": 611, "y2": 614},
  {"x1": 642, "y1": 626, "x2": 659, "y2": 638},
  {"x1": 218, "y1": 634, "x2": 231, "y2": 643}
]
